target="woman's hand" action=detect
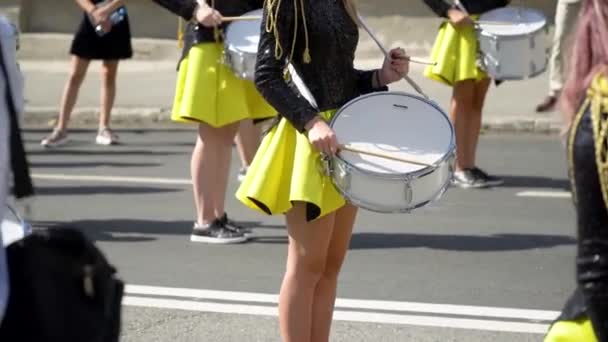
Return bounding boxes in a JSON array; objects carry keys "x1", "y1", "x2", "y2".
[
  {"x1": 447, "y1": 9, "x2": 473, "y2": 28},
  {"x1": 194, "y1": 2, "x2": 222, "y2": 27},
  {"x1": 306, "y1": 117, "x2": 339, "y2": 156},
  {"x1": 379, "y1": 47, "x2": 410, "y2": 86},
  {"x1": 90, "y1": 7, "x2": 109, "y2": 26}
]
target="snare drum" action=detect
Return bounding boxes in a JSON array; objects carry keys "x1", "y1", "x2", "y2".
[
  {"x1": 326, "y1": 92, "x2": 455, "y2": 213},
  {"x1": 223, "y1": 9, "x2": 262, "y2": 80},
  {"x1": 477, "y1": 7, "x2": 548, "y2": 80}
]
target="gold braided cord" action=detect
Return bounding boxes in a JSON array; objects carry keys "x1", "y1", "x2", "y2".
[
  {"x1": 298, "y1": 0, "x2": 311, "y2": 63},
  {"x1": 589, "y1": 74, "x2": 608, "y2": 209},
  {"x1": 567, "y1": 97, "x2": 590, "y2": 206},
  {"x1": 264, "y1": 0, "x2": 311, "y2": 64}
]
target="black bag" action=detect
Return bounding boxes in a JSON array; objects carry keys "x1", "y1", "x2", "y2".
[{"x1": 0, "y1": 227, "x2": 123, "y2": 342}]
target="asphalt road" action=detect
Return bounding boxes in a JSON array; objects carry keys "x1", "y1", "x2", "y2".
[{"x1": 19, "y1": 129, "x2": 575, "y2": 341}]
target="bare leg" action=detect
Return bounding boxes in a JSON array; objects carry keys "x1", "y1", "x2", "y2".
[
  {"x1": 311, "y1": 204, "x2": 358, "y2": 342},
  {"x1": 99, "y1": 60, "x2": 119, "y2": 129},
  {"x1": 56, "y1": 55, "x2": 90, "y2": 131},
  {"x1": 280, "y1": 203, "x2": 336, "y2": 342},
  {"x1": 450, "y1": 80, "x2": 476, "y2": 170},
  {"x1": 191, "y1": 122, "x2": 240, "y2": 224},
  {"x1": 234, "y1": 119, "x2": 261, "y2": 168},
  {"x1": 211, "y1": 122, "x2": 240, "y2": 218},
  {"x1": 467, "y1": 78, "x2": 491, "y2": 167}
]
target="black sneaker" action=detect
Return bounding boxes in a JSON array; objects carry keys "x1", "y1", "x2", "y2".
[
  {"x1": 191, "y1": 219, "x2": 248, "y2": 244},
  {"x1": 220, "y1": 213, "x2": 253, "y2": 238},
  {"x1": 452, "y1": 169, "x2": 488, "y2": 189},
  {"x1": 471, "y1": 167, "x2": 504, "y2": 187}
]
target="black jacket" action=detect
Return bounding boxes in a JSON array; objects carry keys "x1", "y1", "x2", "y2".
[
  {"x1": 254, "y1": 0, "x2": 387, "y2": 133},
  {"x1": 423, "y1": 0, "x2": 509, "y2": 16}
]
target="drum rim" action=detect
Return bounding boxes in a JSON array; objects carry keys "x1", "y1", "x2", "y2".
[
  {"x1": 330, "y1": 152, "x2": 455, "y2": 213},
  {"x1": 224, "y1": 8, "x2": 264, "y2": 43},
  {"x1": 477, "y1": 6, "x2": 547, "y2": 36},
  {"x1": 328, "y1": 90, "x2": 456, "y2": 179}
]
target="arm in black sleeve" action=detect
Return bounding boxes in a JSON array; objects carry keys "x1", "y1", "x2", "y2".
[
  {"x1": 254, "y1": 4, "x2": 319, "y2": 133},
  {"x1": 422, "y1": 0, "x2": 452, "y2": 17},
  {"x1": 355, "y1": 69, "x2": 388, "y2": 95},
  {"x1": 151, "y1": 0, "x2": 197, "y2": 20}
]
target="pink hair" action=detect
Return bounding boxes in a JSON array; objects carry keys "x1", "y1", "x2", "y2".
[{"x1": 561, "y1": 0, "x2": 608, "y2": 123}]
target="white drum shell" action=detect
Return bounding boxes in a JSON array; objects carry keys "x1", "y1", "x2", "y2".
[
  {"x1": 328, "y1": 92, "x2": 455, "y2": 213},
  {"x1": 223, "y1": 9, "x2": 262, "y2": 80},
  {"x1": 477, "y1": 7, "x2": 548, "y2": 80},
  {"x1": 331, "y1": 154, "x2": 454, "y2": 213}
]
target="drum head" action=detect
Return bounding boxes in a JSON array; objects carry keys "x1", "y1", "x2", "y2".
[
  {"x1": 224, "y1": 9, "x2": 263, "y2": 54},
  {"x1": 479, "y1": 7, "x2": 546, "y2": 36},
  {"x1": 331, "y1": 92, "x2": 454, "y2": 175}
]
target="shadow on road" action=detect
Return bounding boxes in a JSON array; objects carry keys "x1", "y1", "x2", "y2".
[
  {"x1": 30, "y1": 161, "x2": 163, "y2": 168},
  {"x1": 33, "y1": 219, "x2": 285, "y2": 243},
  {"x1": 348, "y1": 232, "x2": 575, "y2": 251},
  {"x1": 496, "y1": 175, "x2": 570, "y2": 190},
  {"x1": 35, "y1": 185, "x2": 183, "y2": 196},
  {"x1": 252, "y1": 232, "x2": 575, "y2": 252},
  {"x1": 26, "y1": 149, "x2": 185, "y2": 157}
]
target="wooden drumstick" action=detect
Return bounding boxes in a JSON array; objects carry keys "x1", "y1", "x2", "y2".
[
  {"x1": 222, "y1": 15, "x2": 262, "y2": 22},
  {"x1": 394, "y1": 56, "x2": 437, "y2": 66},
  {"x1": 355, "y1": 14, "x2": 430, "y2": 99},
  {"x1": 339, "y1": 144, "x2": 433, "y2": 168}
]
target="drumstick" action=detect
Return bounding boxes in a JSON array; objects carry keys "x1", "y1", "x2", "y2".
[
  {"x1": 222, "y1": 15, "x2": 262, "y2": 22},
  {"x1": 339, "y1": 144, "x2": 433, "y2": 168},
  {"x1": 356, "y1": 14, "x2": 430, "y2": 99},
  {"x1": 394, "y1": 56, "x2": 437, "y2": 66}
]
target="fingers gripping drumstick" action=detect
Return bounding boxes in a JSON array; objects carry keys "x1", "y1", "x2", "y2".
[{"x1": 356, "y1": 14, "x2": 431, "y2": 99}]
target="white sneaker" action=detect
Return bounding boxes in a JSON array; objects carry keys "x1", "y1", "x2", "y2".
[
  {"x1": 40, "y1": 128, "x2": 68, "y2": 148},
  {"x1": 95, "y1": 128, "x2": 119, "y2": 146}
]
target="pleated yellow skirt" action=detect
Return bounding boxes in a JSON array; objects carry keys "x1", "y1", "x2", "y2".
[
  {"x1": 544, "y1": 318, "x2": 598, "y2": 342},
  {"x1": 236, "y1": 110, "x2": 345, "y2": 221},
  {"x1": 424, "y1": 18, "x2": 488, "y2": 86},
  {"x1": 172, "y1": 43, "x2": 276, "y2": 127}
]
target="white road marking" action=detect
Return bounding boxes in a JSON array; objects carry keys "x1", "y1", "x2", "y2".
[
  {"x1": 516, "y1": 191, "x2": 571, "y2": 199},
  {"x1": 123, "y1": 296, "x2": 550, "y2": 334},
  {"x1": 32, "y1": 173, "x2": 191, "y2": 185},
  {"x1": 126, "y1": 285, "x2": 559, "y2": 321}
]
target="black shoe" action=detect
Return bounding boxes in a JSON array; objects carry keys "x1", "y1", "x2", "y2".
[
  {"x1": 452, "y1": 169, "x2": 488, "y2": 189},
  {"x1": 536, "y1": 95, "x2": 558, "y2": 113},
  {"x1": 471, "y1": 167, "x2": 504, "y2": 187},
  {"x1": 190, "y1": 219, "x2": 248, "y2": 244},
  {"x1": 220, "y1": 213, "x2": 253, "y2": 238}
]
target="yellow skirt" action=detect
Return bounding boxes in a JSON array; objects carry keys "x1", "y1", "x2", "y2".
[
  {"x1": 172, "y1": 43, "x2": 276, "y2": 127},
  {"x1": 236, "y1": 110, "x2": 345, "y2": 221},
  {"x1": 544, "y1": 318, "x2": 598, "y2": 342},
  {"x1": 424, "y1": 18, "x2": 488, "y2": 86}
]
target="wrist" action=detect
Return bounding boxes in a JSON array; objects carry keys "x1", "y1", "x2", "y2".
[
  {"x1": 304, "y1": 116, "x2": 322, "y2": 131},
  {"x1": 377, "y1": 68, "x2": 387, "y2": 87}
]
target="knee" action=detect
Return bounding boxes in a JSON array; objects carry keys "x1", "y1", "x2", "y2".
[
  {"x1": 100, "y1": 66, "x2": 117, "y2": 85},
  {"x1": 68, "y1": 68, "x2": 87, "y2": 84},
  {"x1": 289, "y1": 258, "x2": 327, "y2": 287},
  {"x1": 322, "y1": 255, "x2": 346, "y2": 280}
]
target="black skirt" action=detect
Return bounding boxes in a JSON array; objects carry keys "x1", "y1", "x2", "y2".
[{"x1": 70, "y1": 8, "x2": 133, "y2": 60}]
